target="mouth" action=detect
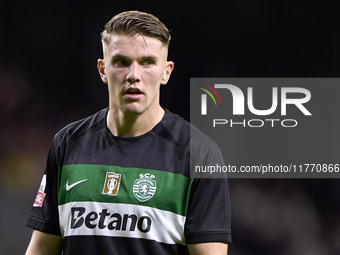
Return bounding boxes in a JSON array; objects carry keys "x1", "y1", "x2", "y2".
[
  {"x1": 124, "y1": 87, "x2": 143, "y2": 95},
  {"x1": 123, "y1": 87, "x2": 144, "y2": 100}
]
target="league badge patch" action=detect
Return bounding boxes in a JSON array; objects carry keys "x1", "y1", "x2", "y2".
[
  {"x1": 102, "y1": 172, "x2": 121, "y2": 196},
  {"x1": 34, "y1": 191, "x2": 46, "y2": 207},
  {"x1": 33, "y1": 174, "x2": 46, "y2": 207},
  {"x1": 133, "y1": 173, "x2": 157, "y2": 202}
]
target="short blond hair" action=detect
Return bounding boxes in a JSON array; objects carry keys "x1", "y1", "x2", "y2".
[{"x1": 101, "y1": 10, "x2": 171, "y2": 47}]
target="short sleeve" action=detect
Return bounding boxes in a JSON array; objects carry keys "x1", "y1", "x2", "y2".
[
  {"x1": 26, "y1": 138, "x2": 61, "y2": 235},
  {"x1": 185, "y1": 143, "x2": 232, "y2": 244}
]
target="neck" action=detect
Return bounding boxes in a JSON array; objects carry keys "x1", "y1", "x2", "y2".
[{"x1": 107, "y1": 105, "x2": 165, "y2": 137}]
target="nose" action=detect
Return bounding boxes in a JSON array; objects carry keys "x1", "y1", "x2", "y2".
[{"x1": 126, "y1": 62, "x2": 141, "y2": 84}]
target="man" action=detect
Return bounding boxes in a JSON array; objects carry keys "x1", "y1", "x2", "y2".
[{"x1": 26, "y1": 10, "x2": 231, "y2": 254}]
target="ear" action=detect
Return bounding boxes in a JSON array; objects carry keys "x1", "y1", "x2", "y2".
[
  {"x1": 161, "y1": 61, "x2": 174, "y2": 85},
  {"x1": 97, "y1": 59, "x2": 108, "y2": 84}
]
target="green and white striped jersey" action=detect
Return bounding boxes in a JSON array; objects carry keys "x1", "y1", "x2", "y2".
[{"x1": 27, "y1": 108, "x2": 231, "y2": 254}]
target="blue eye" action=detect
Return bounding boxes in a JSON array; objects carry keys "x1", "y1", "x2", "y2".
[
  {"x1": 142, "y1": 60, "x2": 154, "y2": 66},
  {"x1": 116, "y1": 59, "x2": 128, "y2": 67}
]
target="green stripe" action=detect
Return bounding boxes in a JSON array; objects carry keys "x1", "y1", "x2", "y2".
[
  {"x1": 58, "y1": 164, "x2": 193, "y2": 216},
  {"x1": 199, "y1": 88, "x2": 217, "y2": 106}
]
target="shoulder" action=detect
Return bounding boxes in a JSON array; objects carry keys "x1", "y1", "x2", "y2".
[
  {"x1": 160, "y1": 109, "x2": 221, "y2": 160},
  {"x1": 53, "y1": 108, "x2": 108, "y2": 146},
  {"x1": 159, "y1": 109, "x2": 190, "y2": 146}
]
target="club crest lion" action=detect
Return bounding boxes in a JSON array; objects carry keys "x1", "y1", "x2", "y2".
[{"x1": 132, "y1": 173, "x2": 157, "y2": 202}]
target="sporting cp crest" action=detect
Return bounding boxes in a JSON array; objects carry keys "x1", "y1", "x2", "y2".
[
  {"x1": 133, "y1": 173, "x2": 157, "y2": 202},
  {"x1": 102, "y1": 172, "x2": 121, "y2": 196}
]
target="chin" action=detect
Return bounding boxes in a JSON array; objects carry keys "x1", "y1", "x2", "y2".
[
  {"x1": 118, "y1": 100, "x2": 156, "y2": 116},
  {"x1": 121, "y1": 106, "x2": 146, "y2": 116}
]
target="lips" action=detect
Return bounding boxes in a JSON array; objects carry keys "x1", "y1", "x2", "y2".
[
  {"x1": 123, "y1": 87, "x2": 144, "y2": 100},
  {"x1": 124, "y1": 87, "x2": 143, "y2": 95}
]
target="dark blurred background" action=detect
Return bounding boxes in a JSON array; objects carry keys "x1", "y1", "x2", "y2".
[{"x1": 1, "y1": 1, "x2": 339, "y2": 254}]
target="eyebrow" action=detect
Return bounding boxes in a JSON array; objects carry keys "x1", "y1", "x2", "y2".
[
  {"x1": 111, "y1": 54, "x2": 158, "y2": 61},
  {"x1": 110, "y1": 54, "x2": 128, "y2": 60},
  {"x1": 140, "y1": 55, "x2": 158, "y2": 61}
]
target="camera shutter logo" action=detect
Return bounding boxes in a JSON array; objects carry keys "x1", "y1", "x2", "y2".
[
  {"x1": 102, "y1": 172, "x2": 121, "y2": 196},
  {"x1": 198, "y1": 82, "x2": 223, "y2": 115}
]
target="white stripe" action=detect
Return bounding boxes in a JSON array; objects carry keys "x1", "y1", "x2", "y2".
[
  {"x1": 201, "y1": 94, "x2": 207, "y2": 115},
  {"x1": 39, "y1": 174, "x2": 46, "y2": 192},
  {"x1": 59, "y1": 202, "x2": 186, "y2": 245}
]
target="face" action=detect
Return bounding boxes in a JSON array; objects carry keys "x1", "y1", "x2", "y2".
[{"x1": 98, "y1": 34, "x2": 174, "y2": 116}]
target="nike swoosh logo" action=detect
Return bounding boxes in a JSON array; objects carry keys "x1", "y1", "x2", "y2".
[{"x1": 66, "y1": 179, "x2": 87, "y2": 191}]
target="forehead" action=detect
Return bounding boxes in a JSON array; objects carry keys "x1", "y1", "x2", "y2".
[{"x1": 103, "y1": 34, "x2": 167, "y2": 57}]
